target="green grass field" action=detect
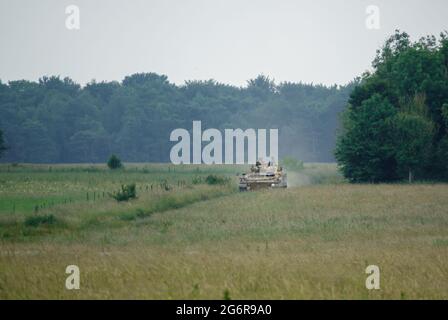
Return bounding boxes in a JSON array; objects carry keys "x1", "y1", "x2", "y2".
[{"x1": 0, "y1": 163, "x2": 447, "y2": 299}]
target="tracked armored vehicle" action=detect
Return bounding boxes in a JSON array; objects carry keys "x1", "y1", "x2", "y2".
[{"x1": 239, "y1": 160, "x2": 287, "y2": 191}]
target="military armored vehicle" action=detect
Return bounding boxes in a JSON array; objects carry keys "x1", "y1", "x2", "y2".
[{"x1": 239, "y1": 159, "x2": 287, "y2": 191}]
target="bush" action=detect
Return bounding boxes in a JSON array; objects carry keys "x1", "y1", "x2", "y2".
[
  {"x1": 25, "y1": 214, "x2": 57, "y2": 227},
  {"x1": 107, "y1": 154, "x2": 123, "y2": 170},
  {"x1": 205, "y1": 174, "x2": 228, "y2": 185},
  {"x1": 111, "y1": 183, "x2": 137, "y2": 201},
  {"x1": 192, "y1": 176, "x2": 203, "y2": 184}
]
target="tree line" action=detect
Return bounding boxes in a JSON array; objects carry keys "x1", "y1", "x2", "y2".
[{"x1": 0, "y1": 74, "x2": 354, "y2": 163}]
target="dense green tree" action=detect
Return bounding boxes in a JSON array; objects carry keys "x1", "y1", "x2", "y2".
[
  {"x1": 335, "y1": 94, "x2": 398, "y2": 182},
  {"x1": 336, "y1": 31, "x2": 448, "y2": 182},
  {"x1": 436, "y1": 103, "x2": 448, "y2": 179},
  {"x1": 389, "y1": 105, "x2": 435, "y2": 182},
  {"x1": 390, "y1": 94, "x2": 435, "y2": 182}
]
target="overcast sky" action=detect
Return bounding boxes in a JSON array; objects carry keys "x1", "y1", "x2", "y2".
[{"x1": 1, "y1": 0, "x2": 447, "y2": 87}]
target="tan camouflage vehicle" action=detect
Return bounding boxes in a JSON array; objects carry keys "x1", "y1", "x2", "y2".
[{"x1": 239, "y1": 159, "x2": 287, "y2": 191}]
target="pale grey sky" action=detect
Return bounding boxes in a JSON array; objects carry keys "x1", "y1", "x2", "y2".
[{"x1": 1, "y1": 0, "x2": 447, "y2": 86}]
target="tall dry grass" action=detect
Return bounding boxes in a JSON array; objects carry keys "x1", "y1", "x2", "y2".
[{"x1": 1, "y1": 180, "x2": 447, "y2": 299}]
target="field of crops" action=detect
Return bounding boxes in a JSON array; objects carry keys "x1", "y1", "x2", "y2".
[{"x1": 0, "y1": 163, "x2": 447, "y2": 299}]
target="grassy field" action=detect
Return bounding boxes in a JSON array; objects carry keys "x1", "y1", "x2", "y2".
[{"x1": 0, "y1": 163, "x2": 447, "y2": 299}]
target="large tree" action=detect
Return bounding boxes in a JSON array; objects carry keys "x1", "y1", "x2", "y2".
[
  {"x1": 335, "y1": 94, "x2": 397, "y2": 182},
  {"x1": 336, "y1": 31, "x2": 448, "y2": 182},
  {"x1": 388, "y1": 96, "x2": 435, "y2": 182}
]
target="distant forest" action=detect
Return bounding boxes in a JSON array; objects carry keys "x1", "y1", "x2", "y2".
[{"x1": 0, "y1": 74, "x2": 355, "y2": 163}]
